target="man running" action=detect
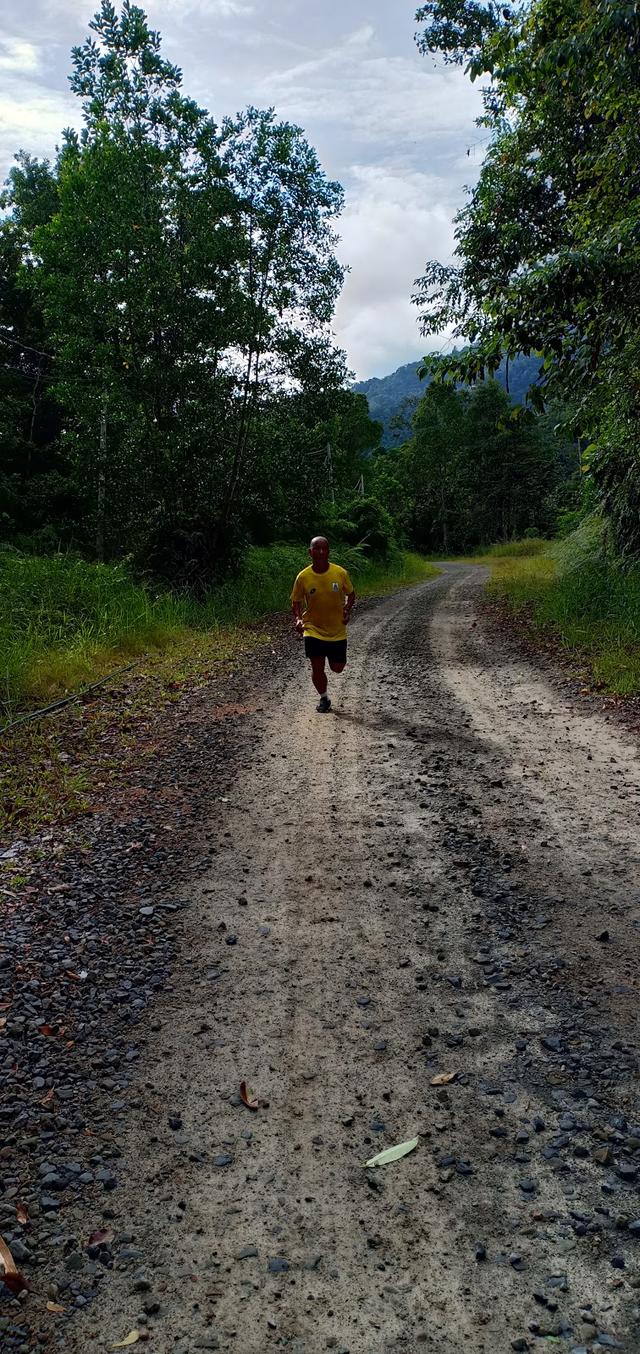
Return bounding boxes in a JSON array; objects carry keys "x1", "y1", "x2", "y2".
[{"x1": 291, "y1": 536, "x2": 356, "y2": 713}]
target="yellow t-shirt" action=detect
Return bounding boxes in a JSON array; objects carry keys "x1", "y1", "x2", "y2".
[{"x1": 291, "y1": 562, "x2": 354, "y2": 641}]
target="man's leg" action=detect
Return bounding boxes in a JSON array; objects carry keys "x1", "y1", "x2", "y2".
[
  {"x1": 310, "y1": 655, "x2": 327, "y2": 695},
  {"x1": 328, "y1": 662, "x2": 345, "y2": 674}
]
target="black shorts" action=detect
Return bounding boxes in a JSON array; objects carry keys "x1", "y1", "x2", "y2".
[{"x1": 304, "y1": 636, "x2": 347, "y2": 663}]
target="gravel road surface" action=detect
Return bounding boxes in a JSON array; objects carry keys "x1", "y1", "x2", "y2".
[{"x1": 2, "y1": 563, "x2": 639, "y2": 1354}]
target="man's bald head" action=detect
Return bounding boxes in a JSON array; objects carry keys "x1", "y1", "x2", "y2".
[{"x1": 309, "y1": 536, "x2": 330, "y2": 571}]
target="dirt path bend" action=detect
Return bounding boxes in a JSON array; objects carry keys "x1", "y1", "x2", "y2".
[{"x1": 59, "y1": 564, "x2": 640, "y2": 1353}]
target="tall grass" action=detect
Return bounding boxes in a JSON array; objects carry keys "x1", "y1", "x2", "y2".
[
  {"x1": 473, "y1": 537, "x2": 549, "y2": 559},
  {"x1": 484, "y1": 524, "x2": 640, "y2": 694},
  {"x1": 0, "y1": 545, "x2": 438, "y2": 717}
]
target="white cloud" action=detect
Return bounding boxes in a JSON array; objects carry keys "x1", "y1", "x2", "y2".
[
  {"x1": 334, "y1": 165, "x2": 461, "y2": 379},
  {"x1": 0, "y1": 90, "x2": 76, "y2": 172},
  {"x1": 0, "y1": 38, "x2": 40, "y2": 72},
  {"x1": 159, "y1": 0, "x2": 255, "y2": 14},
  {"x1": 258, "y1": 27, "x2": 480, "y2": 150},
  {"x1": 0, "y1": 1, "x2": 483, "y2": 379}
]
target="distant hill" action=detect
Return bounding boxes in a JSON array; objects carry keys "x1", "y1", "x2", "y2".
[{"x1": 354, "y1": 354, "x2": 542, "y2": 447}]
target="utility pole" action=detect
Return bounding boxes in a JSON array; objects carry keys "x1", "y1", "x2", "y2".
[
  {"x1": 325, "y1": 443, "x2": 335, "y2": 505},
  {"x1": 96, "y1": 401, "x2": 107, "y2": 563}
]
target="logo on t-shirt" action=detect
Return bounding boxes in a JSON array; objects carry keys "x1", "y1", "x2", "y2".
[{"x1": 332, "y1": 581, "x2": 339, "y2": 592}]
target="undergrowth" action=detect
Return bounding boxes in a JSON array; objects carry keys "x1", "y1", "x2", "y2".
[
  {"x1": 483, "y1": 521, "x2": 640, "y2": 695},
  {"x1": 0, "y1": 545, "x2": 437, "y2": 837},
  {"x1": 0, "y1": 545, "x2": 438, "y2": 719}
]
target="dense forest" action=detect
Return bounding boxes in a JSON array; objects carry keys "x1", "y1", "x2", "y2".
[
  {"x1": 354, "y1": 353, "x2": 542, "y2": 447},
  {"x1": 1, "y1": 0, "x2": 638, "y2": 578},
  {"x1": 413, "y1": 0, "x2": 640, "y2": 558},
  {"x1": 0, "y1": 2, "x2": 381, "y2": 584}
]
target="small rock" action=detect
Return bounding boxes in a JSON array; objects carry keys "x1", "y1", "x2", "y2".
[{"x1": 593, "y1": 1146, "x2": 613, "y2": 1166}]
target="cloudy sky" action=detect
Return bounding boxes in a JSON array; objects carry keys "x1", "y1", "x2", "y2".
[{"x1": 0, "y1": 1, "x2": 483, "y2": 379}]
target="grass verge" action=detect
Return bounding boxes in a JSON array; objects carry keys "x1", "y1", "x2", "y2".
[
  {"x1": 1, "y1": 546, "x2": 438, "y2": 720},
  {"x1": 482, "y1": 527, "x2": 640, "y2": 696},
  {"x1": 0, "y1": 546, "x2": 438, "y2": 838}
]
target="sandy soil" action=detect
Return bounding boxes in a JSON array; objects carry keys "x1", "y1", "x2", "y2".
[{"x1": 37, "y1": 565, "x2": 640, "y2": 1352}]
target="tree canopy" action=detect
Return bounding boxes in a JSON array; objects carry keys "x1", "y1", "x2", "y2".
[
  {"x1": 0, "y1": 2, "x2": 380, "y2": 579},
  {"x1": 414, "y1": 0, "x2": 640, "y2": 554}
]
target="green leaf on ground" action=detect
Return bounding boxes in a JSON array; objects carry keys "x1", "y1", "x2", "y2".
[{"x1": 364, "y1": 1137, "x2": 418, "y2": 1168}]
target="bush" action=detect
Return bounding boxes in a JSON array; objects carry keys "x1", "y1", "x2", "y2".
[
  {"x1": 475, "y1": 537, "x2": 549, "y2": 559},
  {"x1": 487, "y1": 526, "x2": 640, "y2": 695},
  {"x1": 327, "y1": 496, "x2": 396, "y2": 559}
]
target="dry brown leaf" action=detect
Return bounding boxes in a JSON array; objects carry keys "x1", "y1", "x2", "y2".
[
  {"x1": 88, "y1": 1228, "x2": 114, "y2": 1247},
  {"x1": 16, "y1": 1204, "x2": 28, "y2": 1226},
  {"x1": 0, "y1": 1018, "x2": 7, "y2": 1031},
  {"x1": 40, "y1": 1088, "x2": 55, "y2": 1106},
  {"x1": 111, "y1": 1331, "x2": 140, "y2": 1348},
  {"x1": 0, "y1": 1236, "x2": 28, "y2": 1295},
  {"x1": 46, "y1": 1301, "x2": 65, "y2": 1313},
  {"x1": 38, "y1": 1024, "x2": 55, "y2": 1036},
  {"x1": 430, "y1": 1071, "x2": 458, "y2": 1086},
  {"x1": 239, "y1": 1079, "x2": 267, "y2": 1110}
]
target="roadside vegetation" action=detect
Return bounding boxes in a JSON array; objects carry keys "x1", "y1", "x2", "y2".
[
  {"x1": 483, "y1": 523, "x2": 640, "y2": 697},
  {"x1": 0, "y1": 544, "x2": 437, "y2": 836},
  {"x1": 2, "y1": 0, "x2": 639, "y2": 823},
  {"x1": 0, "y1": 544, "x2": 438, "y2": 720}
]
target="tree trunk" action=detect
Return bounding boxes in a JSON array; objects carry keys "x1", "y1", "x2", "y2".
[{"x1": 96, "y1": 404, "x2": 107, "y2": 563}]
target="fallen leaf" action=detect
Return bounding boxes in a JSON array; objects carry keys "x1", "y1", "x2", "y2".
[
  {"x1": 46, "y1": 1301, "x2": 65, "y2": 1313},
  {"x1": 88, "y1": 1228, "x2": 114, "y2": 1247},
  {"x1": 112, "y1": 1332, "x2": 140, "y2": 1348},
  {"x1": 40, "y1": 1088, "x2": 55, "y2": 1105},
  {"x1": 16, "y1": 1204, "x2": 28, "y2": 1226},
  {"x1": 239, "y1": 1080, "x2": 265, "y2": 1111},
  {"x1": 363, "y1": 1137, "x2": 419, "y2": 1168},
  {"x1": 430, "y1": 1071, "x2": 458, "y2": 1086},
  {"x1": 0, "y1": 1236, "x2": 28, "y2": 1294},
  {"x1": 0, "y1": 1018, "x2": 6, "y2": 1031},
  {"x1": 38, "y1": 1024, "x2": 55, "y2": 1036}
]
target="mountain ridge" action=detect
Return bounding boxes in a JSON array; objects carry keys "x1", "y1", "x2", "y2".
[{"x1": 354, "y1": 354, "x2": 541, "y2": 446}]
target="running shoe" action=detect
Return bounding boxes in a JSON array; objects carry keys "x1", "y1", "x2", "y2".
[{"x1": 316, "y1": 694, "x2": 332, "y2": 713}]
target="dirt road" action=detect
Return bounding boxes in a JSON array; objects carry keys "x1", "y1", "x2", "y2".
[{"x1": 6, "y1": 564, "x2": 640, "y2": 1353}]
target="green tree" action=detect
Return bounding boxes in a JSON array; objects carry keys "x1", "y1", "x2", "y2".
[
  {"x1": 406, "y1": 383, "x2": 469, "y2": 553},
  {"x1": 414, "y1": 0, "x2": 640, "y2": 553},
  {"x1": 218, "y1": 108, "x2": 345, "y2": 542},
  {"x1": 0, "y1": 156, "x2": 71, "y2": 547},
  {"x1": 5, "y1": 2, "x2": 347, "y2": 580},
  {"x1": 464, "y1": 381, "x2": 556, "y2": 542}
]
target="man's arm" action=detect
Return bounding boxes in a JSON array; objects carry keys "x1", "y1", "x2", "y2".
[
  {"x1": 292, "y1": 598, "x2": 305, "y2": 634},
  {"x1": 343, "y1": 589, "x2": 356, "y2": 625}
]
